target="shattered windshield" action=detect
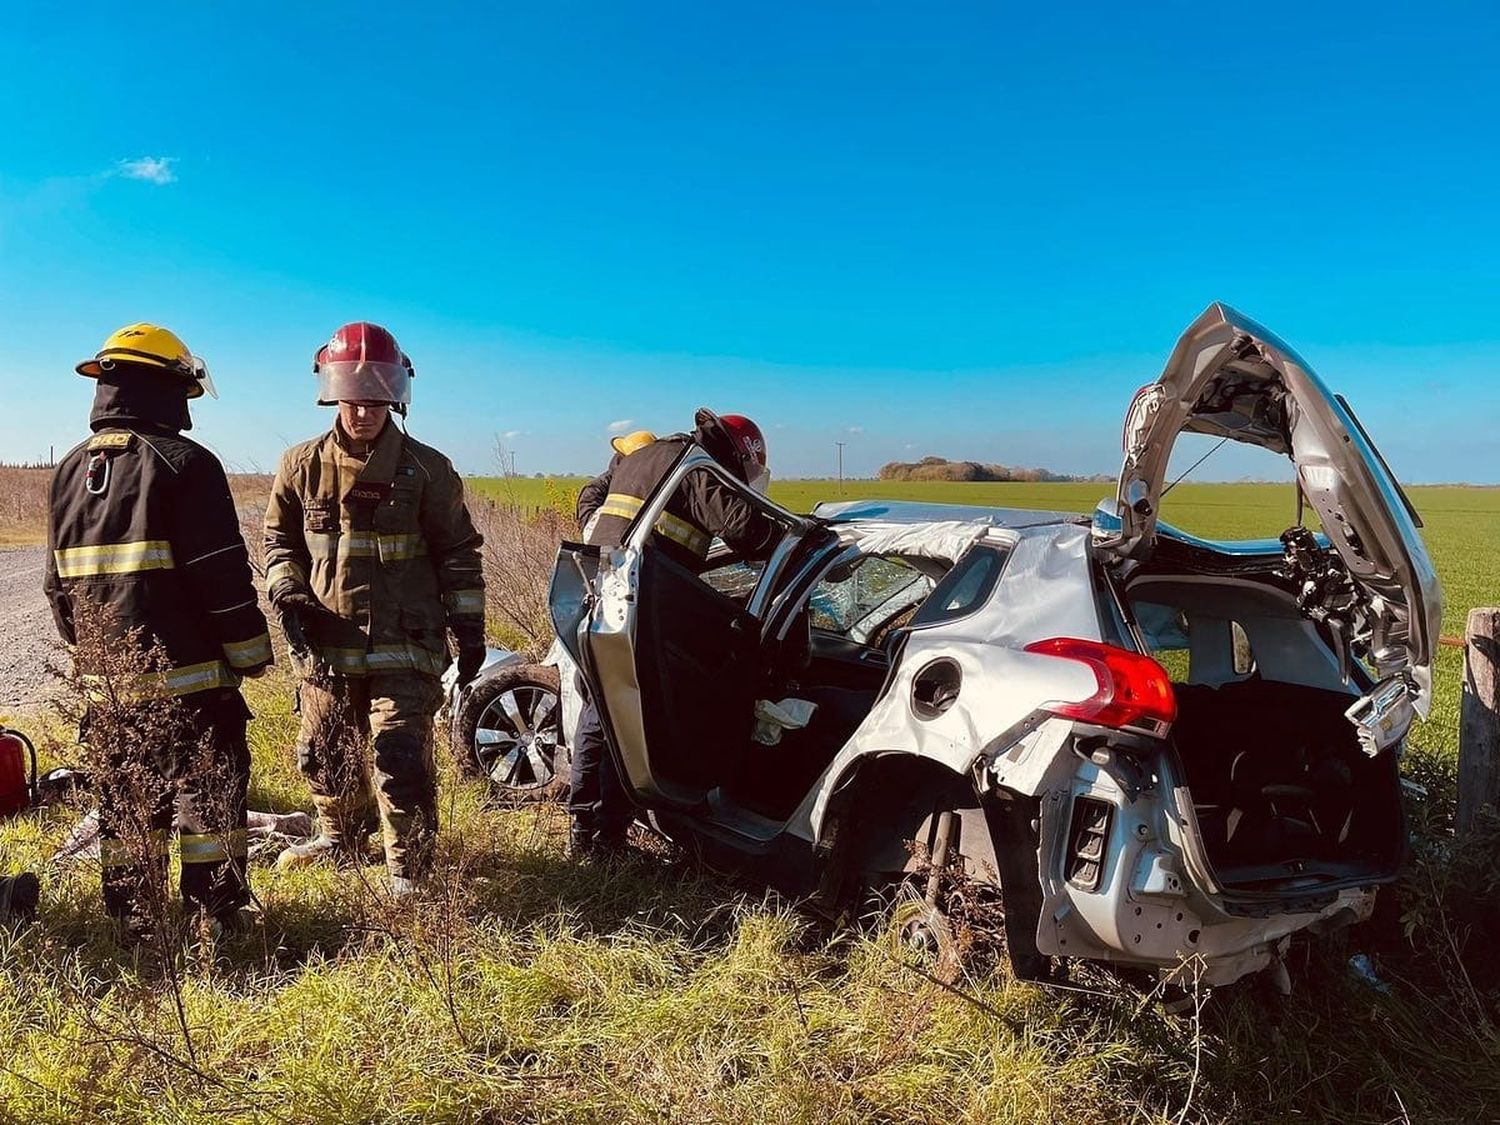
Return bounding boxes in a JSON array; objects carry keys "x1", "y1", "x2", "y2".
[{"x1": 809, "y1": 556, "x2": 929, "y2": 636}]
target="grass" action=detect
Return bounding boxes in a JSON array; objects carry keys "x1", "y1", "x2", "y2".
[{"x1": 2, "y1": 478, "x2": 1498, "y2": 1121}]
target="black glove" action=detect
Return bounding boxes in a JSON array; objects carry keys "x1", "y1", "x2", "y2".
[
  {"x1": 272, "y1": 594, "x2": 313, "y2": 650},
  {"x1": 268, "y1": 577, "x2": 316, "y2": 612},
  {"x1": 457, "y1": 643, "x2": 485, "y2": 689},
  {"x1": 270, "y1": 584, "x2": 329, "y2": 673}
]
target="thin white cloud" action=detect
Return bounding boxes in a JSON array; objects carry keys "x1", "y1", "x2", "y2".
[
  {"x1": 606, "y1": 418, "x2": 634, "y2": 433},
  {"x1": 502, "y1": 429, "x2": 525, "y2": 440},
  {"x1": 117, "y1": 157, "x2": 177, "y2": 185},
  {"x1": 846, "y1": 425, "x2": 864, "y2": 435}
]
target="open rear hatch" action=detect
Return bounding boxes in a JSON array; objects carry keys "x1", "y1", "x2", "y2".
[{"x1": 1103, "y1": 302, "x2": 1442, "y2": 717}]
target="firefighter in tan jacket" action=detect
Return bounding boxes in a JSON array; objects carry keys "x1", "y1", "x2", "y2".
[{"x1": 264, "y1": 322, "x2": 484, "y2": 893}]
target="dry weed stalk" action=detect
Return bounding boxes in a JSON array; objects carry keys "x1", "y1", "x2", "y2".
[
  {"x1": 330, "y1": 721, "x2": 487, "y2": 1048},
  {"x1": 48, "y1": 598, "x2": 251, "y2": 1066}
]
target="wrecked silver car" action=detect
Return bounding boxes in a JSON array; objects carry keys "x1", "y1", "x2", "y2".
[{"x1": 535, "y1": 302, "x2": 1441, "y2": 989}]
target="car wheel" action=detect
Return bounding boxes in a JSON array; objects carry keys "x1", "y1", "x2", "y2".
[
  {"x1": 454, "y1": 663, "x2": 569, "y2": 803},
  {"x1": 855, "y1": 807, "x2": 967, "y2": 981}
]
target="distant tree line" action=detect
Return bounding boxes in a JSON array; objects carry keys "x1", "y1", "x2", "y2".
[{"x1": 877, "y1": 456, "x2": 1108, "y2": 483}]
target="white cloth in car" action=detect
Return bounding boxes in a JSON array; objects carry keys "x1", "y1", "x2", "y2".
[{"x1": 752, "y1": 698, "x2": 819, "y2": 745}]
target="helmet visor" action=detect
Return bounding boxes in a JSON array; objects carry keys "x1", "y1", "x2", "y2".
[
  {"x1": 316, "y1": 360, "x2": 412, "y2": 406},
  {"x1": 190, "y1": 355, "x2": 217, "y2": 400}
]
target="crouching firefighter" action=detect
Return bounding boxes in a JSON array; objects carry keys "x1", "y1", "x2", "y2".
[
  {"x1": 568, "y1": 409, "x2": 779, "y2": 858},
  {"x1": 265, "y1": 322, "x2": 485, "y2": 895},
  {"x1": 45, "y1": 324, "x2": 273, "y2": 938}
]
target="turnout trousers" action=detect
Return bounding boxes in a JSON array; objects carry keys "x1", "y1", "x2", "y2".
[
  {"x1": 294, "y1": 672, "x2": 442, "y2": 880},
  {"x1": 92, "y1": 691, "x2": 252, "y2": 925},
  {"x1": 566, "y1": 697, "x2": 632, "y2": 845}
]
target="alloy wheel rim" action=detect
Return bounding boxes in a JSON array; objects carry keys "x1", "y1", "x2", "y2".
[{"x1": 473, "y1": 684, "x2": 562, "y2": 791}]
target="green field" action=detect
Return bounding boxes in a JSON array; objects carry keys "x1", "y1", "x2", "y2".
[{"x1": 2, "y1": 479, "x2": 1497, "y2": 1121}]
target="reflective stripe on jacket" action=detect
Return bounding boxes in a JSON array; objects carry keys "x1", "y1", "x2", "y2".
[
  {"x1": 45, "y1": 428, "x2": 273, "y2": 699},
  {"x1": 263, "y1": 421, "x2": 484, "y2": 677},
  {"x1": 577, "y1": 435, "x2": 780, "y2": 568}
]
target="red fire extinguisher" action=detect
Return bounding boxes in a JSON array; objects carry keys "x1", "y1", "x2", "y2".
[{"x1": 0, "y1": 726, "x2": 38, "y2": 818}]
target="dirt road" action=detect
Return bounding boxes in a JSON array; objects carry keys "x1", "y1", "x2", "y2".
[{"x1": 0, "y1": 547, "x2": 62, "y2": 714}]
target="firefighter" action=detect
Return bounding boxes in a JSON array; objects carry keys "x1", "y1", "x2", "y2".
[
  {"x1": 568, "y1": 409, "x2": 779, "y2": 858},
  {"x1": 45, "y1": 324, "x2": 273, "y2": 937},
  {"x1": 265, "y1": 322, "x2": 484, "y2": 894}
]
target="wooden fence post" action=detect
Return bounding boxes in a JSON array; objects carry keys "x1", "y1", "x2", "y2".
[{"x1": 1457, "y1": 607, "x2": 1500, "y2": 840}]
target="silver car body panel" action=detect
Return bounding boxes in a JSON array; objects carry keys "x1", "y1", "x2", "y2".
[
  {"x1": 816, "y1": 498, "x2": 1082, "y2": 531},
  {"x1": 1029, "y1": 746, "x2": 1376, "y2": 987},
  {"x1": 549, "y1": 339, "x2": 1437, "y2": 986},
  {"x1": 1109, "y1": 302, "x2": 1441, "y2": 712},
  {"x1": 801, "y1": 523, "x2": 1103, "y2": 840}
]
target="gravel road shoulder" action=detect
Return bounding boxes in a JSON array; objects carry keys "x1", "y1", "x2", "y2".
[{"x1": 0, "y1": 546, "x2": 62, "y2": 714}]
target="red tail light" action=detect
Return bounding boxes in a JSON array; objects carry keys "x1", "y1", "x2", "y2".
[{"x1": 1023, "y1": 638, "x2": 1177, "y2": 734}]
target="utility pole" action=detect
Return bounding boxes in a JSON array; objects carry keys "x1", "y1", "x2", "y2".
[{"x1": 835, "y1": 441, "x2": 846, "y2": 495}]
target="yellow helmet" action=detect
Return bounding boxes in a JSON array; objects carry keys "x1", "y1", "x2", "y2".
[
  {"x1": 76, "y1": 323, "x2": 216, "y2": 399},
  {"x1": 610, "y1": 429, "x2": 657, "y2": 457}
]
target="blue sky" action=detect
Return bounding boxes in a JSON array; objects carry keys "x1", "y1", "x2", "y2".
[{"x1": 2, "y1": 1, "x2": 1497, "y2": 481}]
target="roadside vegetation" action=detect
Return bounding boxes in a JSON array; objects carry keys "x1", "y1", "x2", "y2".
[
  {"x1": 0, "y1": 467, "x2": 51, "y2": 548},
  {"x1": 0, "y1": 477, "x2": 1496, "y2": 1121}
]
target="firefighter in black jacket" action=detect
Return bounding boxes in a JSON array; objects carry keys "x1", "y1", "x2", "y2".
[
  {"x1": 568, "y1": 409, "x2": 779, "y2": 857},
  {"x1": 45, "y1": 324, "x2": 273, "y2": 936}
]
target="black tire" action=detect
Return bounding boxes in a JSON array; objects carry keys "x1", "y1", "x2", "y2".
[{"x1": 453, "y1": 663, "x2": 569, "y2": 804}]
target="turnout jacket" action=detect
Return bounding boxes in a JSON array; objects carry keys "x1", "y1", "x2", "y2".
[
  {"x1": 46, "y1": 422, "x2": 273, "y2": 700},
  {"x1": 578, "y1": 434, "x2": 779, "y2": 569},
  {"x1": 263, "y1": 421, "x2": 484, "y2": 677}
]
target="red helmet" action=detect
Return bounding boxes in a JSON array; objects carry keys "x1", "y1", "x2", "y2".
[
  {"x1": 312, "y1": 321, "x2": 415, "y2": 406},
  {"x1": 694, "y1": 408, "x2": 770, "y2": 490},
  {"x1": 719, "y1": 413, "x2": 767, "y2": 471}
]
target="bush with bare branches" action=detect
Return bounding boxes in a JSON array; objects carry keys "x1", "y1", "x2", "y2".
[{"x1": 471, "y1": 496, "x2": 573, "y2": 657}]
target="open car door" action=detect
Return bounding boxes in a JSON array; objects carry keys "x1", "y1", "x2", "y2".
[
  {"x1": 549, "y1": 446, "x2": 824, "y2": 809},
  {"x1": 1107, "y1": 302, "x2": 1442, "y2": 715}
]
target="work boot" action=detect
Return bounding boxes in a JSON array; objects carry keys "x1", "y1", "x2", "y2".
[
  {"x1": 566, "y1": 824, "x2": 597, "y2": 862},
  {"x1": 209, "y1": 904, "x2": 260, "y2": 939},
  {"x1": 594, "y1": 827, "x2": 631, "y2": 858},
  {"x1": 111, "y1": 910, "x2": 155, "y2": 949},
  {"x1": 389, "y1": 874, "x2": 424, "y2": 898},
  {"x1": 275, "y1": 833, "x2": 364, "y2": 871},
  {"x1": 0, "y1": 873, "x2": 40, "y2": 924}
]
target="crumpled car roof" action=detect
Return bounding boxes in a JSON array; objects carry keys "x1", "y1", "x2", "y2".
[{"x1": 813, "y1": 498, "x2": 1088, "y2": 531}]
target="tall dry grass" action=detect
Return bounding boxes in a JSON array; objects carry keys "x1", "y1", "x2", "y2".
[
  {"x1": 0, "y1": 467, "x2": 52, "y2": 546},
  {"x1": 471, "y1": 498, "x2": 574, "y2": 657}
]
